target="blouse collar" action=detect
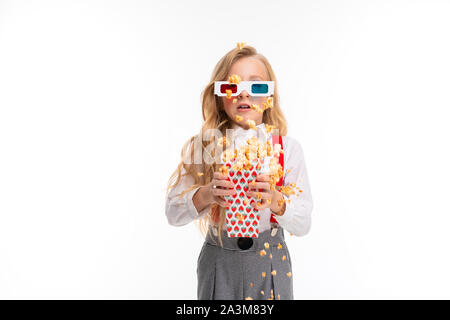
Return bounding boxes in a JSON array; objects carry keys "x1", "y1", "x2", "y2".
[{"x1": 228, "y1": 121, "x2": 272, "y2": 146}]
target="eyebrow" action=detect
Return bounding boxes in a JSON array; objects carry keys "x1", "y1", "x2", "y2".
[{"x1": 249, "y1": 75, "x2": 264, "y2": 80}]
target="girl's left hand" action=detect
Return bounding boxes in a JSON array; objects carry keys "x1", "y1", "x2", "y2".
[{"x1": 246, "y1": 174, "x2": 274, "y2": 211}]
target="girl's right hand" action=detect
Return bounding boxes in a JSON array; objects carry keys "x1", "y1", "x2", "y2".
[{"x1": 203, "y1": 172, "x2": 236, "y2": 208}]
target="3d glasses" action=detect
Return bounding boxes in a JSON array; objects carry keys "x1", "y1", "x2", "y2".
[{"x1": 214, "y1": 81, "x2": 274, "y2": 97}]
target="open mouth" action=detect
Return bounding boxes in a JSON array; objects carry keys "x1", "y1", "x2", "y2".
[{"x1": 237, "y1": 104, "x2": 251, "y2": 110}]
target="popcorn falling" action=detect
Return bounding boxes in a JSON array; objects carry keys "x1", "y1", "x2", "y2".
[
  {"x1": 218, "y1": 123, "x2": 304, "y2": 204},
  {"x1": 228, "y1": 74, "x2": 241, "y2": 84},
  {"x1": 262, "y1": 272, "x2": 266, "y2": 278},
  {"x1": 271, "y1": 270, "x2": 277, "y2": 276},
  {"x1": 218, "y1": 118, "x2": 306, "y2": 247},
  {"x1": 233, "y1": 98, "x2": 238, "y2": 103},
  {"x1": 273, "y1": 144, "x2": 283, "y2": 157},
  {"x1": 277, "y1": 199, "x2": 285, "y2": 208},
  {"x1": 245, "y1": 297, "x2": 253, "y2": 300},
  {"x1": 262, "y1": 97, "x2": 273, "y2": 110},
  {"x1": 259, "y1": 249, "x2": 267, "y2": 257},
  {"x1": 217, "y1": 136, "x2": 229, "y2": 148},
  {"x1": 265, "y1": 124, "x2": 275, "y2": 134},
  {"x1": 246, "y1": 119, "x2": 257, "y2": 130},
  {"x1": 277, "y1": 243, "x2": 283, "y2": 250},
  {"x1": 219, "y1": 164, "x2": 229, "y2": 176},
  {"x1": 264, "y1": 242, "x2": 269, "y2": 249},
  {"x1": 226, "y1": 89, "x2": 232, "y2": 99},
  {"x1": 287, "y1": 272, "x2": 292, "y2": 277},
  {"x1": 237, "y1": 42, "x2": 246, "y2": 50},
  {"x1": 197, "y1": 172, "x2": 204, "y2": 176},
  {"x1": 250, "y1": 104, "x2": 264, "y2": 114}
]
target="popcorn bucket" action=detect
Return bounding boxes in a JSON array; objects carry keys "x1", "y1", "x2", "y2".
[{"x1": 223, "y1": 158, "x2": 265, "y2": 238}]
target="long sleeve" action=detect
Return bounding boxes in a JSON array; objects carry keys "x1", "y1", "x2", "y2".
[
  {"x1": 272, "y1": 136, "x2": 314, "y2": 236},
  {"x1": 165, "y1": 167, "x2": 211, "y2": 226}
]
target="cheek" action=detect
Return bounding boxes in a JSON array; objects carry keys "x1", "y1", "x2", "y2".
[
  {"x1": 222, "y1": 98, "x2": 235, "y2": 113},
  {"x1": 251, "y1": 96, "x2": 268, "y2": 104}
]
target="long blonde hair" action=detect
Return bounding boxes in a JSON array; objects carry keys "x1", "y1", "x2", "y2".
[{"x1": 166, "y1": 44, "x2": 288, "y2": 246}]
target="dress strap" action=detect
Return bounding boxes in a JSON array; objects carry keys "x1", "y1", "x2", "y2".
[{"x1": 270, "y1": 135, "x2": 284, "y2": 224}]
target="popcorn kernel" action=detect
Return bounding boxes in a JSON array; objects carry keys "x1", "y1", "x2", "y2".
[
  {"x1": 228, "y1": 74, "x2": 241, "y2": 84},
  {"x1": 237, "y1": 42, "x2": 246, "y2": 50},
  {"x1": 246, "y1": 119, "x2": 257, "y2": 130}
]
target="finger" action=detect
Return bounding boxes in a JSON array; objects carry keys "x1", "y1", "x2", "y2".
[
  {"x1": 246, "y1": 190, "x2": 272, "y2": 200},
  {"x1": 213, "y1": 188, "x2": 237, "y2": 197},
  {"x1": 256, "y1": 174, "x2": 270, "y2": 182},
  {"x1": 214, "y1": 172, "x2": 228, "y2": 180},
  {"x1": 215, "y1": 196, "x2": 231, "y2": 208},
  {"x1": 212, "y1": 179, "x2": 235, "y2": 189},
  {"x1": 248, "y1": 182, "x2": 270, "y2": 191},
  {"x1": 252, "y1": 199, "x2": 270, "y2": 210}
]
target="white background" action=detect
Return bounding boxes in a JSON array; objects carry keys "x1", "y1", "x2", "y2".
[{"x1": 1, "y1": 0, "x2": 449, "y2": 299}]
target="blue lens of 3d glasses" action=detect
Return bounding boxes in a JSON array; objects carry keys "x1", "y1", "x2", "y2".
[{"x1": 251, "y1": 83, "x2": 269, "y2": 94}]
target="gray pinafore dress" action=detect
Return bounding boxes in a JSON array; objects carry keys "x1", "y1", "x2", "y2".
[{"x1": 197, "y1": 226, "x2": 293, "y2": 300}]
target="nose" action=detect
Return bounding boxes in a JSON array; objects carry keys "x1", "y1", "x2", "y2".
[{"x1": 238, "y1": 90, "x2": 250, "y2": 99}]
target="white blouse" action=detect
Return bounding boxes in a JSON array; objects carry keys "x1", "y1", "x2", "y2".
[{"x1": 165, "y1": 122, "x2": 313, "y2": 237}]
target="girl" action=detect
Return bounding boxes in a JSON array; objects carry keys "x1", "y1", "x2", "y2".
[{"x1": 165, "y1": 44, "x2": 313, "y2": 300}]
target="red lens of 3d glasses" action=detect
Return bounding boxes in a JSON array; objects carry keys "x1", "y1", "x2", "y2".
[{"x1": 220, "y1": 84, "x2": 238, "y2": 94}]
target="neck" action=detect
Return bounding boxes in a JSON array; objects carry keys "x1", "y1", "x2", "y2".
[{"x1": 231, "y1": 120, "x2": 263, "y2": 130}]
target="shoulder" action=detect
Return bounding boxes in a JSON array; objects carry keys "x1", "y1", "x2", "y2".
[
  {"x1": 279, "y1": 135, "x2": 307, "y2": 166},
  {"x1": 281, "y1": 135, "x2": 304, "y2": 155}
]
